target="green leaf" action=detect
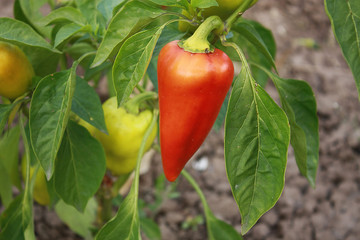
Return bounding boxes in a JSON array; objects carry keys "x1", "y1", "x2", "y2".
[
  {"x1": 91, "y1": 0, "x2": 165, "y2": 67},
  {"x1": 147, "y1": 0, "x2": 188, "y2": 8},
  {"x1": 191, "y1": 0, "x2": 218, "y2": 8},
  {"x1": 113, "y1": 24, "x2": 168, "y2": 105},
  {"x1": 0, "y1": 104, "x2": 13, "y2": 135},
  {"x1": 54, "y1": 23, "x2": 92, "y2": 48},
  {"x1": 325, "y1": 0, "x2": 360, "y2": 98},
  {"x1": 140, "y1": 217, "x2": 161, "y2": 240},
  {"x1": 74, "y1": 0, "x2": 107, "y2": 36},
  {"x1": 16, "y1": 0, "x2": 52, "y2": 37},
  {"x1": 97, "y1": 0, "x2": 126, "y2": 23},
  {"x1": 55, "y1": 198, "x2": 97, "y2": 239},
  {"x1": 225, "y1": 67, "x2": 290, "y2": 234},
  {"x1": 0, "y1": 18, "x2": 61, "y2": 76},
  {"x1": 95, "y1": 186, "x2": 140, "y2": 240},
  {"x1": 238, "y1": 19, "x2": 276, "y2": 87},
  {"x1": 29, "y1": 69, "x2": 76, "y2": 179},
  {"x1": 0, "y1": 119, "x2": 36, "y2": 240},
  {"x1": 0, "y1": 126, "x2": 21, "y2": 207},
  {"x1": 0, "y1": 195, "x2": 26, "y2": 240},
  {"x1": 232, "y1": 21, "x2": 277, "y2": 73},
  {"x1": 41, "y1": 6, "x2": 87, "y2": 26},
  {"x1": 269, "y1": 74, "x2": 319, "y2": 187},
  {"x1": 206, "y1": 211, "x2": 243, "y2": 240},
  {"x1": 72, "y1": 77, "x2": 107, "y2": 133},
  {"x1": 54, "y1": 121, "x2": 106, "y2": 212},
  {"x1": 0, "y1": 162, "x2": 12, "y2": 209}
]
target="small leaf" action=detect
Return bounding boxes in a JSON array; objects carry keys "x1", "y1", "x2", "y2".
[
  {"x1": 206, "y1": 211, "x2": 243, "y2": 240},
  {"x1": 0, "y1": 195, "x2": 26, "y2": 240},
  {"x1": 55, "y1": 198, "x2": 97, "y2": 239},
  {"x1": 95, "y1": 182, "x2": 140, "y2": 240},
  {"x1": 225, "y1": 67, "x2": 290, "y2": 234},
  {"x1": 147, "y1": 0, "x2": 188, "y2": 8},
  {"x1": 91, "y1": 0, "x2": 165, "y2": 67},
  {"x1": 0, "y1": 104, "x2": 13, "y2": 135},
  {"x1": 271, "y1": 75, "x2": 318, "y2": 187},
  {"x1": 0, "y1": 126, "x2": 21, "y2": 205},
  {"x1": 29, "y1": 69, "x2": 76, "y2": 179},
  {"x1": 325, "y1": 0, "x2": 360, "y2": 98},
  {"x1": 191, "y1": 0, "x2": 218, "y2": 9},
  {"x1": 16, "y1": 0, "x2": 52, "y2": 37},
  {"x1": 140, "y1": 217, "x2": 161, "y2": 240},
  {"x1": 41, "y1": 6, "x2": 87, "y2": 26},
  {"x1": 54, "y1": 23, "x2": 92, "y2": 48},
  {"x1": 113, "y1": 24, "x2": 168, "y2": 105},
  {"x1": 232, "y1": 21, "x2": 277, "y2": 73},
  {"x1": 72, "y1": 77, "x2": 107, "y2": 133},
  {"x1": 54, "y1": 121, "x2": 106, "y2": 212},
  {"x1": 97, "y1": 0, "x2": 126, "y2": 23}
]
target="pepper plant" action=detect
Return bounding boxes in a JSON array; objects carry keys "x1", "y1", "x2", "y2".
[{"x1": 0, "y1": 0, "x2": 358, "y2": 239}]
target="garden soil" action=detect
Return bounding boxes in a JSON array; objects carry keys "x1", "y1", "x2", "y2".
[{"x1": 1, "y1": 0, "x2": 360, "y2": 239}]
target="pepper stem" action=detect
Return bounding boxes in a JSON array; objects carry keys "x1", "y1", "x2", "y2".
[
  {"x1": 178, "y1": 16, "x2": 224, "y2": 53},
  {"x1": 224, "y1": 0, "x2": 254, "y2": 33},
  {"x1": 124, "y1": 91, "x2": 157, "y2": 115}
]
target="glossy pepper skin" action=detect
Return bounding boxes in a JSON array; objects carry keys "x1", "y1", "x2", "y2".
[
  {"x1": 158, "y1": 40, "x2": 234, "y2": 182},
  {"x1": 83, "y1": 97, "x2": 157, "y2": 176},
  {"x1": 0, "y1": 42, "x2": 34, "y2": 99}
]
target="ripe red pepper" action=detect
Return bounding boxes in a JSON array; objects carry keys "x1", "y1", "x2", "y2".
[{"x1": 158, "y1": 40, "x2": 234, "y2": 181}]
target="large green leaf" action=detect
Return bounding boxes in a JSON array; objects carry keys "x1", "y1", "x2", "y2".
[
  {"x1": 325, "y1": 0, "x2": 360, "y2": 98},
  {"x1": 91, "y1": 0, "x2": 165, "y2": 67},
  {"x1": 225, "y1": 67, "x2": 290, "y2": 234},
  {"x1": 113, "y1": 24, "x2": 168, "y2": 105},
  {"x1": 29, "y1": 69, "x2": 76, "y2": 179},
  {"x1": 54, "y1": 121, "x2": 106, "y2": 212},
  {"x1": 0, "y1": 18, "x2": 61, "y2": 76},
  {"x1": 72, "y1": 77, "x2": 107, "y2": 133}
]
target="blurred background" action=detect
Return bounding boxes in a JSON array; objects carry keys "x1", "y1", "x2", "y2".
[{"x1": 1, "y1": 0, "x2": 359, "y2": 239}]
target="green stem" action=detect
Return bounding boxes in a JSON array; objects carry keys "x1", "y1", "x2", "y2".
[
  {"x1": 224, "y1": 0, "x2": 254, "y2": 33},
  {"x1": 111, "y1": 173, "x2": 132, "y2": 197},
  {"x1": 133, "y1": 109, "x2": 159, "y2": 203},
  {"x1": 124, "y1": 91, "x2": 157, "y2": 115},
  {"x1": 221, "y1": 39, "x2": 251, "y2": 74},
  {"x1": 178, "y1": 16, "x2": 224, "y2": 53},
  {"x1": 181, "y1": 170, "x2": 211, "y2": 211}
]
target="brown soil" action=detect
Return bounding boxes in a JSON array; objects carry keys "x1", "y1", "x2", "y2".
[{"x1": 1, "y1": 0, "x2": 360, "y2": 239}]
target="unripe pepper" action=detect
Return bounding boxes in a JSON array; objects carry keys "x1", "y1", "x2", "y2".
[
  {"x1": 83, "y1": 94, "x2": 157, "y2": 176},
  {"x1": 0, "y1": 42, "x2": 34, "y2": 99},
  {"x1": 158, "y1": 37, "x2": 234, "y2": 181}
]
